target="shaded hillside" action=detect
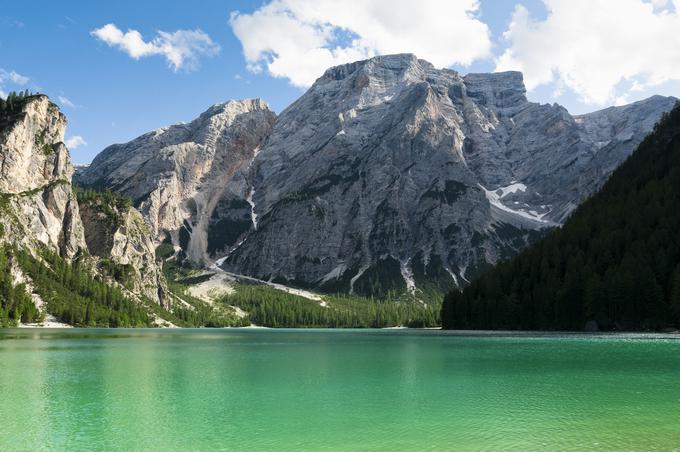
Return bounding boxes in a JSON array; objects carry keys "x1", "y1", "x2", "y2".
[{"x1": 442, "y1": 102, "x2": 680, "y2": 331}]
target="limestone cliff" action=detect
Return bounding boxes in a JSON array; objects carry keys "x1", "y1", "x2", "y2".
[
  {"x1": 78, "y1": 193, "x2": 167, "y2": 305},
  {"x1": 76, "y1": 99, "x2": 276, "y2": 265},
  {"x1": 79, "y1": 55, "x2": 677, "y2": 298},
  {"x1": 0, "y1": 94, "x2": 86, "y2": 257}
]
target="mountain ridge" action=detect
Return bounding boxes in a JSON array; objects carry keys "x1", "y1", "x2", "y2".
[{"x1": 77, "y1": 53, "x2": 678, "y2": 299}]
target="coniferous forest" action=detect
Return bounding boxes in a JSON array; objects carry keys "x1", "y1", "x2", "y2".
[
  {"x1": 15, "y1": 247, "x2": 151, "y2": 327},
  {"x1": 442, "y1": 103, "x2": 680, "y2": 331}
]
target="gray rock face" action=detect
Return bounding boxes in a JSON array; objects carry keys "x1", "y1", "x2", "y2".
[
  {"x1": 77, "y1": 99, "x2": 276, "y2": 265},
  {"x1": 219, "y1": 54, "x2": 676, "y2": 296},
  {"x1": 79, "y1": 199, "x2": 167, "y2": 305},
  {"x1": 0, "y1": 95, "x2": 86, "y2": 257},
  {"x1": 81, "y1": 54, "x2": 676, "y2": 298}
]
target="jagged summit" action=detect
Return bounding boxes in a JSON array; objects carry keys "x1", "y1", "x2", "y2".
[
  {"x1": 200, "y1": 98, "x2": 270, "y2": 120},
  {"x1": 319, "y1": 53, "x2": 429, "y2": 81}
]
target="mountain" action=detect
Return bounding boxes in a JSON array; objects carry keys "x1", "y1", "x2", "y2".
[
  {"x1": 76, "y1": 99, "x2": 276, "y2": 264},
  {"x1": 0, "y1": 93, "x2": 86, "y2": 257},
  {"x1": 76, "y1": 187, "x2": 168, "y2": 305},
  {"x1": 441, "y1": 102, "x2": 680, "y2": 331},
  {"x1": 0, "y1": 93, "x2": 172, "y2": 326},
  {"x1": 79, "y1": 54, "x2": 677, "y2": 299}
]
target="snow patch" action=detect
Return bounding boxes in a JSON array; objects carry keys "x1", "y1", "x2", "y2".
[
  {"x1": 445, "y1": 267, "x2": 459, "y2": 287},
  {"x1": 496, "y1": 182, "x2": 527, "y2": 198},
  {"x1": 459, "y1": 266, "x2": 470, "y2": 284},
  {"x1": 246, "y1": 187, "x2": 258, "y2": 230},
  {"x1": 479, "y1": 184, "x2": 549, "y2": 224}
]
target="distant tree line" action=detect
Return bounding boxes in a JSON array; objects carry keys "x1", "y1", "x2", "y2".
[
  {"x1": 219, "y1": 283, "x2": 440, "y2": 328},
  {"x1": 442, "y1": 103, "x2": 680, "y2": 331}
]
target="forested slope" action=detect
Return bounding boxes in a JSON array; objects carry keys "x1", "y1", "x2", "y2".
[{"x1": 442, "y1": 102, "x2": 680, "y2": 331}]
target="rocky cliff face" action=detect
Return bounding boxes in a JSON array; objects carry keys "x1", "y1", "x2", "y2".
[
  {"x1": 76, "y1": 99, "x2": 276, "y2": 265},
  {"x1": 79, "y1": 197, "x2": 167, "y2": 305},
  {"x1": 0, "y1": 95, "x2": 86, "y2": 257},
  {"x1": 0, "y1": 95, "x2": 170, "y2": 316},
  {"x1": 220, "y1": 55, "x2": 676, "y2": 296},
  {"x1": 80, "y1": 54, "x2": 676, "y2": 298}
]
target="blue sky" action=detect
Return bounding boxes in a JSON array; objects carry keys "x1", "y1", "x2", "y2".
[{"x1": 1, "y1": 0, "x2": 679, "y2": 164}]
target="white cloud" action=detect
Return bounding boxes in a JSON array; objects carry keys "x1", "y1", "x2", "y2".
[
  {"x1": 65, "y1": 136, "x2": 87, "y2": 149},
  {"x1": 230, "y1": 0, "x2": 492, "y2": 87},
  {"x1": 0, "y1": 69, "x2": 29, "y2": 99},
  {"x1": 0, "y1": 69, "x2": 29, "y2": 85},
  {"x1": 91, "y1": 24, "x2": 220, "y2": 72},
  {"x1": 58, "y1": 95, "x2": 77, "y2": 109},
  {"x1": 496, "y1": 0, "x2": 680, "y2": 105}
]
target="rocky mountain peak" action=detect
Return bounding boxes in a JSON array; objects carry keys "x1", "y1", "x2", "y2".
[
  {"x1": 320, "y1": 53, "x2": 426, "y2": 83},
  {"x1": 79, "y1": 54, "x2": 677, "y2": 299},
  {"x1": 77, "y1": 98, "x2": 276, "y2": 264},
  {"x1": 0, "y1": 95, "x2": 72, "y2": 193},
  {"x1": 463, "y1": 71, "x2": 527, "y2": 110},
  {"x1": 217, "y1": 55, "x2": 676, "y2": 296},
  {"x1": 202, "y1": 98, "x2": 269, "y2": 117},
  {"x1": 0, "y1": 94, "x2": 85, "y2": 258}
]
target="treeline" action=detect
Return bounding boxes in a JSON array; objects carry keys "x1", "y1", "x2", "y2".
[
  {"x1": 219, "y1": 283, "x2": 440, "y2": 328},
  {"x1": 15, "y1": 247, "x2": 151, "y2": 327},
  {"x1": 0, "y1": 246, "x2": 42, "y2": 326},
  {"x1": 0, "y1": 90, "x2": 34, "y2": 121},
  {"x1": 442, "y1": 103, "x2": 680, "y2": 331},
  {"x1": 74, "y1": 185, "x2": 133, "y2": 228}
]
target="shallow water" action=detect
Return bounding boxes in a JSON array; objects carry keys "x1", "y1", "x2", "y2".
[{"x1": 1, "y1": 329, "x2": 679, "y2": 450}]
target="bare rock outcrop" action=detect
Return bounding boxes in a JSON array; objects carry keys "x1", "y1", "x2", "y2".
[{"x1": 0, "y1": 95, "x2": 86, "y2": 257}]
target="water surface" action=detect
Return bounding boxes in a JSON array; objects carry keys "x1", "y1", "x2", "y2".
[{"x1": 1, "y1": 329, "x2": 679, "y2": 450}]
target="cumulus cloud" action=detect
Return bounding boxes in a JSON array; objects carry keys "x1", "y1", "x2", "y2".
[
  {"x1": 65, "y1": 136, "x2": 87, "y2": 149},
  {"x1": 91, "y1": 24, "x2": 220, "y2": 72},
  {"x1": 496, "y1": 0, "x2": 680, "y2": 105},
  {"x1": 230, "y1": 0, "x2": 492, "y2": 87},
  {"x1": 0, "y1": 69, "x2": 29, "y2": 85},
  {"x1": 0, "y1": 68, "x2": 29, "y2": 99}
]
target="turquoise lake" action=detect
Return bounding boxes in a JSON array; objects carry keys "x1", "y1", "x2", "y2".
[{"x1": 1, "y1": 329, "x2": 679, "y2": 450}]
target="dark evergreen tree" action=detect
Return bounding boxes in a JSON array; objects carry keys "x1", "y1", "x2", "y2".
[{"x1": 442, "y1": 102, "x2": 680, "y2": 331}]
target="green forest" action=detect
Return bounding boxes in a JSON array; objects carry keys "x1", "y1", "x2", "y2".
[
  {"x1": 74, "y1": 185, "x2": 133, "y2": 228},
  {"x1": 442, "y1": 103, "x2": 680, "y2": 331},
  {"x1": 0, "y1": 245, "x2": 151, "y2": 327},
  {"x1": 0, "y1": 246, "x2": 42, "y2": 326},
  {"x1": 217, "y1": 283, "x2": 440, "y2": 328},
  {"x1": 0, "y1": 90, "x2": 36, "y2": 126}
]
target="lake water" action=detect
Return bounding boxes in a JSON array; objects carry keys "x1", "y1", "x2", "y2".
[{"x1": 1, "y1": 329, "x2": 679, "y2": 450}]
